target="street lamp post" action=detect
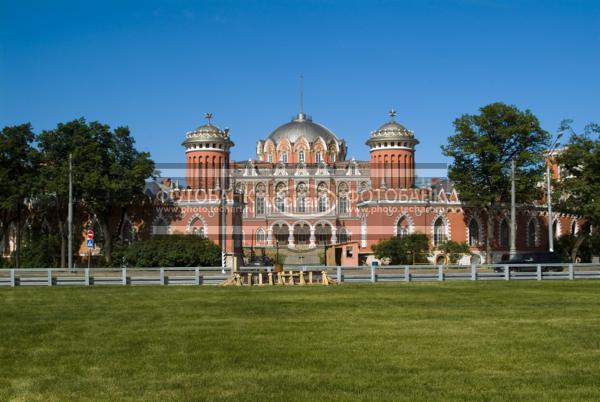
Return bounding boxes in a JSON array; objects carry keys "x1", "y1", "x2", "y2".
[
  {"x1": 547, "y1": 132, "x2": 563, "y2": 252},
  {"x1": 510, "y1": 158, "x2": 517, "y2": 258}
]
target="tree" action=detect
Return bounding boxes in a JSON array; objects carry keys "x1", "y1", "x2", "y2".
[
  {"x1": 555, "y1": 121, "x2": 600, "y2": 261},
  {"x1": 441, "y1": 103, "x2": 550, "y2": 263},
  {"x1": 437, "y1": 240, "x2": 471, "y2": 264},
  {"x1": 38, "y1": 119, "x2": 102, "y2": 267},
  {"x1": 0, "y1": 124, "x2": 39, "y2": 268},
  {"x1": 38, "y1": 119, "x2": 155, "y2": 265},
  {"x1": 372, "y1": 233, "x2": 430, "y2": 265}
]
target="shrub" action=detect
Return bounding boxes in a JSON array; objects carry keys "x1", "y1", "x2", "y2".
[
  {"x1": 437, "y1": 240, "x2": 471, "y2": 264},
  {"x1": 121, "y1": 235, "x2": 221, "y2": 267},
  {"x1": 372, "y1": 233, "x2": 430, "y2": 265}
]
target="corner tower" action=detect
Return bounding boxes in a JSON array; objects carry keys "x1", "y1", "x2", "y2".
[
  {"x1": 182, "y1": 113, "x2": 234, "y2": 191},
  {"x1": 366, "y1": 110, "x2": 419, "y2": 189}
]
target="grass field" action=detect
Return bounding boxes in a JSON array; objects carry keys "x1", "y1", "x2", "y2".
[{"x1": 1, "y1": 282, "x2": 599, "y2": 401}]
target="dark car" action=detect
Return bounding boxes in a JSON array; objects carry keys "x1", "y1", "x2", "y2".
[
  {"x1": 494, "y1": 252, "x2": 564, "y2": 272},
  {"x1": 246, "y1": 255, "x2": 273, "y2": 267}
]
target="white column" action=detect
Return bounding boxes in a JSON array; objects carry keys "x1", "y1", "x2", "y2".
[
  {"x1": 267, "y1": 228, "x2": 273, "y2": 247},
  {"x1": 288, "y1": 226, "x2": 294, "y2": 248}
]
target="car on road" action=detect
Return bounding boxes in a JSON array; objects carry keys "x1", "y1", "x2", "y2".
[
  {"x1": 494, "y1": 252, "x2": 563, "y2": 272},
  {"x1": 245, "y1": 255, "x2": 273, "y2": 267}
]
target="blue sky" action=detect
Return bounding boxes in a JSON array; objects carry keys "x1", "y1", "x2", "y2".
[{"x1": 1, "y1": 0, "x2": 599, "y2": 175}]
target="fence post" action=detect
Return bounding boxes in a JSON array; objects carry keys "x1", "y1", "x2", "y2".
[
  {"x1": 404, "y1": 265, "x2": 411, "y2": 282},
  {"x1": 336, "y1": 266, "x2": 342, "y2": 283},
  {"x1": 85, "y1": 268, "x2": 90, "y2": 286},
  {"x1": 160, "y1": 268, "x2": 165, "y2": 285},
  {"x1": 122, "y1": 268, "x2": 127, "y2": 285},
  {"x1": 438, "y1": 265, "x2": 444, "y2": 281},
  {"x1": 536, "y1": 264, "x2": 542, "y2": 281},
  {"x1": 370, "y1": 265, "x2": 376, "y2": 283},
  {"x1": 195, "y1": 267, "x2": 200, "y2": 285},
  {"x1": 471, "y1": 263, "x2": 477, "y2": 281},
  {"x1": 504, "y1": 265, "x2": 510, "y2": 281},
  {"x1": 568, "y1": 263, "x2": 574, "y2": 280},
  {"x1": 48, "y1": 269, "x2": 53, "y2": 286},
  {"x1": 10, "y1": 269, "x2": 15, "y2": 287}
]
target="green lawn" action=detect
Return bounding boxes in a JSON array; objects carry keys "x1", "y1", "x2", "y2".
[{"x1": 1, "y1": 282, "x2": 599, "y2": 401}]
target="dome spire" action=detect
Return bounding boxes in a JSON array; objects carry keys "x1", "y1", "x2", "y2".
[
  {"x1": 204, "y1": 112, "x2": 213, "y2": 125},
  {"x1": 299, "y1": 74, "x2": 304, "y2": 114},
  {"x1": 388, "y1": 109, "x2": 397, "y2": 121}
]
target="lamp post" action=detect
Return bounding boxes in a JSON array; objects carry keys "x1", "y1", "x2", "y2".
[
  {"x1": 68, "y1": 153, "x2": 73, "y2": 270},
  {"x1": 510, "y1": 158, "x2": 517, "y2": 258},
  {"x1": 547, "y1": 132, "x2": 563, "y2": 252}
]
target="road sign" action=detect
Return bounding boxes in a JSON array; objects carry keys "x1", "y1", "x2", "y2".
[
  {"x1": 87, "y1": 239, "x2": 94, "y2": 249},
  {"x1": 87, "y1": 230, "x2": 94, "y2": 240}
]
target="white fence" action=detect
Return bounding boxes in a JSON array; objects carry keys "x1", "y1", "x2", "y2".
[{"x1": 0, "y1": 263, "x2": 599, "y2": 287}]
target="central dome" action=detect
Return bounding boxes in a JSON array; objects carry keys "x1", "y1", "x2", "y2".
[{"x1": 267, "y1": 113, "x2": 338, "y2": 144}]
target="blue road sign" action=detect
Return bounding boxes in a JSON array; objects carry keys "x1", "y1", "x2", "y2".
[{"x1": 87, "y1": 239, "x2": 94, "y2": 249}]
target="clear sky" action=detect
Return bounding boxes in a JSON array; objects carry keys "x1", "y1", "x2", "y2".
[{"x1": 1, "y1": 0, "x2": 599, "y2": 176}]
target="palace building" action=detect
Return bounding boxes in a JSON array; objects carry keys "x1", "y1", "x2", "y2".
[{"x1": 152, "y1": 109, "x2": 580, "y2": 266}]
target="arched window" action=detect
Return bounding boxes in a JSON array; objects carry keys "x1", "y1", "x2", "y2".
[
  {"x1": 433, "y1": 217, "x2": 446, "y2": 246},
  {"x1": 338, "y1": 195, "x2": 348, "y2": 214},
  {"x1": 318, "y1": 196, "x2": 327, "y2": 213},
  {"x1": 315, "y1": 224, "x2": 331, "y2": 245},
  {"x1": 299, "y1": 150, "x2": 305, "y2": 163},
  {"x1": 316, "y1": 151, "x2": 322, "y2": 163},
  {"x1": 330, "y1": 152, "x2": 336, "y2": 162},
  {"x1": 296, "y1": 183, "x2": 307, "y2": 213},
  {"x1": 500, "y1": 219, "x2": 509, "y2": 247},
  {"x1": 527, "y1": 219, "x2": 536, "y2": 247},
  {"x1": 571, "y1": 220, "x2": 577, "y2": 235},
  {"x1": 189, "y1": 217, "x2": 205, "y2": 238},
  {"x1": 256, "y1": 228, "x2": 266, "y2": 244},
  {"x1": 338, "y1": 182, "x2": 349, "y2": 215},
  {"x1": 275, "y1": 182, "x2": 286, "y2": 213},
  {"x1": 276, "y1": 197, "x2": 285, "y2": 212},
  {"x1": 281, "y1": 151, "x2": 288, "y2": 164},
  {"x1": 468, "y1": 219, "x2": 479, "y2": 246},
  {"x1": 255, "y1": 184, "x2": 266, "y2": 216},
  {"x1": 267, "y1": 153, "x2": 273, "y2": 163},
  {"x1": 293, "y1": 224, "x2": 310, "y2": 245},
  {"x1": 552, "y1": 220, "x2": 559, "y2": 238},
  {"x1": 317, "y1": 182, "x2": 328, "y2": 213},
  {"x1": 273, "y1": 224, "x2": 289, "y2": 245},
  {"x1": 397, "y1": 217, "x2": 409, "y2": 239},
  {"x1": 338, "y1": 227, "x2": 350, "y2": 243}
]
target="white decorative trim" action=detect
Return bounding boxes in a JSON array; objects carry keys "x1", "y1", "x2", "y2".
[{"x1": 186, "y1": 214, "x2": 208, "y2": 237}]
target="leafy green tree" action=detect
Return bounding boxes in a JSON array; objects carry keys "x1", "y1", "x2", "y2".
[
  {"x1": 372, "y1": 233, "x2": 430, "y2": 265},
  {"x1": 38, "y1": 119, "x2": 102, "y2": 267},
  {"x1": 437, "y1": 240, "x2": 471, "y2": 264},
  {"x1": 0, "y1": 124, "x2": 39, "y2": 268},
  {"x1": 555, "y1": 121, "x2": 600, "y2": 261},
  {"x1": 441, "y1": 103, "x2": 550, "y2": 263},
  {"x1": 39, "y1": 119, "x2": 155, "y2": 265},
  {"x1": 121, "y1": 235, "x2": 221, "y2": 267}
]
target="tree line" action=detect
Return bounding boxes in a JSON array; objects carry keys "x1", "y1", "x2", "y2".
[
  {"x1": 375, "y1": 102, "x2": 600, "y2": 264},
  {"x1": 0, "y1": 119, "x2": 155, "y2": 267}
]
